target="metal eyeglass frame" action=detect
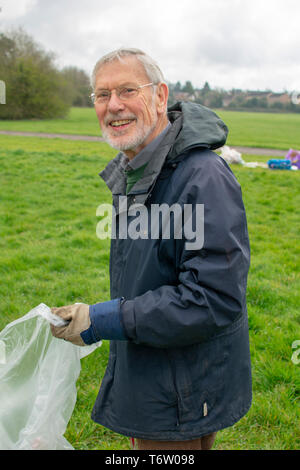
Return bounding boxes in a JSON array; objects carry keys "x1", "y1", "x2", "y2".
[{"x1": 90, "y1": 82, "x2": 154, "y2": 104}]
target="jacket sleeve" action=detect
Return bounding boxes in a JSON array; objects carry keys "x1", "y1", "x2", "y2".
[
  {"x1": 80, "y1": 299, "x2": 128, "y2": 344},
  {"x1": 120, "y1": 154, "x2": 251, "y2": 348}
]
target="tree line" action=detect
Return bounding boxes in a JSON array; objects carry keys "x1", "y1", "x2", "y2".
[
  {"x1": 0, "y1": 29, "x2": 92, "y2": 120},
  {"x1": 167, "y1": 81, "x2": 299, "y2": 113},
  {"x1": 0, "y1": 29, "x2": 298, "y2": 120}
]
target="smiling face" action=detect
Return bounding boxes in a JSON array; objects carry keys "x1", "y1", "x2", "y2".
[{"x1": 93, "y1": 56, "x2": 169, "y2": 159}]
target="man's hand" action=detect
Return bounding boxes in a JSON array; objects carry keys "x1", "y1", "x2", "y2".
[{"x1": 50, "y1": 303, "x2": 91, "y2": 346}]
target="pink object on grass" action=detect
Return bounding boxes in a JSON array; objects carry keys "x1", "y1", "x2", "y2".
[{"x1": 286, "y1": 149, "x2": 300, "y2": 169}]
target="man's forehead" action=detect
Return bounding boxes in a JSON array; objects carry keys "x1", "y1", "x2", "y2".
[{"x1": 95, "y1": 56, "x2": 148, "y2": 88}]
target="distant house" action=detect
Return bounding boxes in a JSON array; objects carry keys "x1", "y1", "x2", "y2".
[
  {"x1": 222, "y1": 94, "x2": 235, "y2": 107},
  {"x1": 221, "y1": 90, "x2": 243, "y2": 107},
  {"x1": 174, "y1": 92, "x2": 195, "y2": 102},
  {"x1": 266, "y1": 92, "x2": 290, "y2": 105},
  {"x1": 221, "y1": 90, "x2": 290, "y2": 108},
  {"x1": 171, "y1": 87, "x2": 292, "y2": 110},
  {"x1": 244, "y1": 90, "x2": 290, "y2": 105},
  {"x1": 245, "y1": 91, "x2": 270, "y2": 100}
]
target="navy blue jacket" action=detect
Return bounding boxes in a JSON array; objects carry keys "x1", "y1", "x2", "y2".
[{"x1": 83, "y1": 102, "x2": 252, "y2": 440}]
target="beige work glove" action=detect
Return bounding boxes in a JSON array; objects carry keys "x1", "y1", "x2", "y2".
[{"x1": 50, "y1": 303, "x2": 91, "y2": 346}]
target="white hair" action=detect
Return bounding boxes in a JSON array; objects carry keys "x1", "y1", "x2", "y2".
[{"x1": 91, "y1": 48, "x2": 165, "y2": 90}]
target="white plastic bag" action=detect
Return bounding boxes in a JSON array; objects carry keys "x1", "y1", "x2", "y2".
[
  {"x1": 220, "y1": 145, "x2": 245, "y2": 164},
  {"x1": 0, "y1": 303, "x2": 101, "y2": 450}
]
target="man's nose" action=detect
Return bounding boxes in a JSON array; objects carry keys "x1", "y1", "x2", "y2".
[{"x1": 107, "y1": 91, "x2": 125, "y2": 113}]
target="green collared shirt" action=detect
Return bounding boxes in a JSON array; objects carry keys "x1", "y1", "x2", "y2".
[
  {"x1": 124, "y1": 122, "x2": 171, "y2": 194},
  {"x1": 125, "y1": 163, "x2": 148, "y2": 195}
]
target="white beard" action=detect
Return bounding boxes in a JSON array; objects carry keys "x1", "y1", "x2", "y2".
[{"x1": 102, "y1": 116, "x2": 158, "y2": 152}]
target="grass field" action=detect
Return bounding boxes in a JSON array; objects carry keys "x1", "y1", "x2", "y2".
[
  {"x1": 0, "y1": 107, "x2": 100, "y2": 137},
  {"x1": 1, "y1": 107, "x2": 300, "y2": 151},
  {"x1": 0, "y1": 112, "x2": 299, "y2": 450}
]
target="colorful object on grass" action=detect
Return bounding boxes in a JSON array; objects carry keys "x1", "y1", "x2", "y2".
[
  {"x1": 285, "y1": 149, "x2": 300, "y2": 169},
  {"x1": 267, "y1": 159, "x2": 292, "y2": 170}
]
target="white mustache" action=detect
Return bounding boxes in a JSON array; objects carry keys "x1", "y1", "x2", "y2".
[{"x1": 104, "y1": 113, "x2": 137, "y2": 126}]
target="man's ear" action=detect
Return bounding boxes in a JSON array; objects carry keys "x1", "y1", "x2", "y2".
[{"x1": 156, "y1": 82, "x2": 169, "y2": 114}]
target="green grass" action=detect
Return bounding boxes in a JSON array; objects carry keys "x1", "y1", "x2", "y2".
[
  {"x1": 216, "y1": 109, "x2": 300, "y2": 151},
  {"x1": 0, "y1": 133, "x2": 112, "y2": 157},
  {"x1": 0, "y1": 107, "x2": 101, "y2": 136},
  {"x1": 0, "y1": 135, "x2": 299, "y2": 450},
  {"x1": 1, "y1": 107, "x2": 300, "y2": 150}
]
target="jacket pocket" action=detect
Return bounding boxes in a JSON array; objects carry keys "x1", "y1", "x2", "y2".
[{"x1": 166, "y1": 335, "x2": 230, "y2": 426}]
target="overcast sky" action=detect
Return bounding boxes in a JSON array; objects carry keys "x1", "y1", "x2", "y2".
[{"x1": 1, "y1": 0, "x2": 300, "y2": 92}]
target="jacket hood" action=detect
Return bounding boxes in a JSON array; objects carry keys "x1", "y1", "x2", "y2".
[
  {"x1": 100, "y1": 101, "x2": 229, "y2": 200},
  {"x1": 167, "y1": 101, "x2": 228, "y2": 160}
]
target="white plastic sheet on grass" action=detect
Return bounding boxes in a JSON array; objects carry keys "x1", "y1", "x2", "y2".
[
  {"x1": 0, "y1": 303, "x2": 101, "y2": 450},
  {"x1": 220, "y1": 145, "x2": 245, "y2": 164}
]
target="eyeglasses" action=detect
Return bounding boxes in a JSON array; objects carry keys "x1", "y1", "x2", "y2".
[{"x1": 90, "y1": 83, "x2": 154, "y2": 104}]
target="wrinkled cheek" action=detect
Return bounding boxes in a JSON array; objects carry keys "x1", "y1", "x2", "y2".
[{"x1": 141, "y1": 102, "x2": 157, "y2": 125}]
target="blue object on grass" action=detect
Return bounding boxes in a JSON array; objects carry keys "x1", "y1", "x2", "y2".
[{"x1": 267, "y1": 159, "x2": 292, "y2": 170}]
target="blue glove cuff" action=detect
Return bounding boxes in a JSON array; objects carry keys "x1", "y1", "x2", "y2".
[{"x1": 80, "y1": 298, "x2": 127, "y2": 344}]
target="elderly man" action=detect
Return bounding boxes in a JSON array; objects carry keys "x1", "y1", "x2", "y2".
[{"x1": 51, "y1": 48, "x2": 252, "y2": 450}]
